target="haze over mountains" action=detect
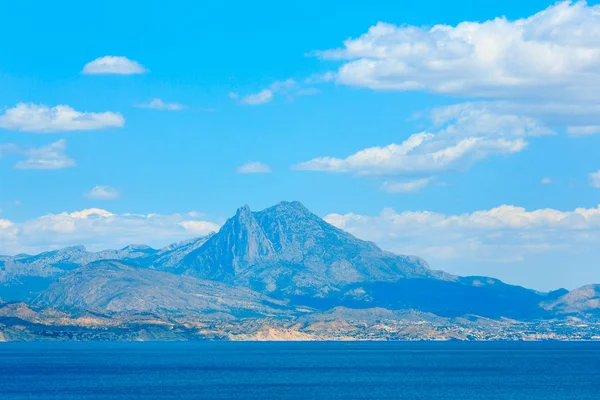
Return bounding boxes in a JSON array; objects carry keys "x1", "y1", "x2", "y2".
[{"x1": 1, "y1": 201, "x2": 599, "y2": 341}]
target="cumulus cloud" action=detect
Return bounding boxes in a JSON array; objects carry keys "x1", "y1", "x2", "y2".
[
  {"x1": 0, "y1": 103, "x2": 124, "y2": 133},
  {"x1": 326, "y1": 204, "x2": 600, "y2": 247},
  {"x1": 0, "y1": 209, "x2": 221, "y2": 255},
  {"x1": 325, "y1": 203, "x2": 600, "y2": 288},
  {"x1": 135, "y1": 98, "x2": 186, "y2": 111},
  {"x1": 590, "y1": 171, "x2": 600, "y2": 188},
  {"x1": 304, "y1": 2, "x2": 600, "y2": 133},
  {"x1": 82, "y1": 56, "x2": 147, "y2": 75},
  {"x1": 237, "y1": 162, "x2": 272, "y2": 174},
  {"x1": 319, "y1": 1, "x2": 600, "y2": 102},
  {"x1": 294, "y1": 103, "x2": 550, "y2": 184},
  {"x1": 85, "y1": 186, "x2": 119, "y2": 200},
  {"x1": 11, "y1": 140, "x2": 76, "y2": 170}
]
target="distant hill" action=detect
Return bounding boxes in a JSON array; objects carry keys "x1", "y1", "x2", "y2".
[
  {"x1": 0, "y1": 237, "x2": 212, "y2": 301},
  {"x1": 34, "y1": 260, "x2": 291, "y2": 318},
  {"x1": 543, "y1": 285, "x2": 600, "y2": 317}
]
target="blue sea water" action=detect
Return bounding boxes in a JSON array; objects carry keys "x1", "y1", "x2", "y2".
[{"x1": 0, "y1": 342, "x2": 599, "y2": 399}]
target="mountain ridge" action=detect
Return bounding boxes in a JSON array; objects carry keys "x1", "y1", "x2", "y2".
[
  {"x1": 1, "y1": 201, "x2": 599, "y2": 341},
  {"x1": 34, "y1": 260, "x2": 292, "y2": 318}
]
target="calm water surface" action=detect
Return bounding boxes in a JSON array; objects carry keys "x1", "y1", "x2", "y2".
[{"x1": 0, "y1": 342, "x2": 599, "y2": 399}]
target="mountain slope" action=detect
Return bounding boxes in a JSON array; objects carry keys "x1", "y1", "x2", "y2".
[
  {"x1": 543, "y1": 285, "x2": 600, "y2": 317},
  {"x1": 150, "y1": 236, "x2": 213, "y2": 270},
  {"x1": 289, "y1": 278, "x2": 554, "y2": 319},
  {"x1": 0, "y1": 237, "x2": 212, "y2": 301},
  {"x1": 34, "y1": 260, "x2": 291, "y2": 318}
]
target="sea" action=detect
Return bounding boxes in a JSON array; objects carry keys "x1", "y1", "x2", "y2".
[{"x1": 0, "y1": 342, "x2": 599, "y2": 399}]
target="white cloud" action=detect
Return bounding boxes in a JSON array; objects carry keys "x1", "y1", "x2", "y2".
[
  {"x1": 13, "y1": 140, "x2": 76, "y2": 170},
  {"x1": 541, "y1": 177, "x2": 553, "y2": 185},
  {"x1": 590, "y1": 171, "x2": 600, "y2": 189},
  {"x1": 268, "y1": 79, "x2": 299, "y2": 93},
  {"x1": 241, "y1": 90, "x2": 274, "y2": 105},
  {"x1": 415, "y1": 100, "x2": 600, "y2": 137},
  {"x1": 85, "y1": 186, "x2": 119, "y2": 200},
  {"x1": 306, "y1": 3, "x2": 600, "y2": 136},
  {"x1": 69, "y1": 209, "x2": 114, "y2": 219},
  {"x1": 0, "y1": 209, "x2": 221, "y2": 255},
  {"x1": 567, "y1": 125, "x2": 600, "y2": 136},
  {"x1": 237, "y1": 78, "x2": 315, "y2": 105},
  {"x1": 178, "y1": 221, "x2": 221, "y2": 234},
  {"x1": 319, "y1": 2, "x2": 600, "y2": 102},
  {"x1": 327, "y1": 204, "x2": 600, "y2": 247},
  {"x1": 237, "y1": 162, "x2": 272, "y2": 173},
  {"x1": 294, "y1": 103, "x2": 549, "y2": 179},
  {"x1": 473, "y1": 101, "x2": 600, "y2": 131},
  {"x1": 0, "y1": 103, "x2": 124, "y2": 133},
  {"x1": 228, "y1": 92, "x2": 239, "y2": 100},
  {"x1": 0, "y1": 219, "x2": 15, "y2": 229},
  {"x1": 82, "y1": 56, "x2": 147, "y2": 75},
  {"x1": 381, "y1": 177, "x2": 432, "y2": 193},
  {"x1": 135, "y1": 98, "x2": 186, "y2": 111}
]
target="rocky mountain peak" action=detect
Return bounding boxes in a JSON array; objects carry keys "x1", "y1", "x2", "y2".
[
  {"x1": 263, "y1": 201, "x2": 314, "y2": 220},
  {"x1": 274, "y1": 200, "x2": 309, "y2": 211},
  {"x1": 179, "y1": 204, "x2": 275, "y2": 279},
  {"x1": 175, "y1": 201, "x2": 439, "y2": 295},
  {"x1": 235, "y1": 204, "x2": 252, "y2": 216}
]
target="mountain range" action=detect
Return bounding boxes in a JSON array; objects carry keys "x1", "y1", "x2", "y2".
[{"x1": 1, "y1": 201, "x2": 599, "y2": 341}]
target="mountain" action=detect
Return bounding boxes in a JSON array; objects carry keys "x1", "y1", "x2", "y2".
[
  {"x1": 306, "y1": 278, "x2": 556, "y2": 319},
  {"x1": 174, "y1": 201, "x2": 450, "y2": 297},
  {"x1": 543, "y1": 285, "x2": 600, "y2": 317},
  {"x1": 0, "y1": 237, "x2": 212, "y2": 301},
  {"x1": 0, "y1": 244, "x2": 154, "y2": 284},
  {"x1": 151, "y1": 236, "x2": 213, "y2": 270},
  {"x1": 34, "y1": 260, "x2": 292, "y2": 318},
  {"x1": 1, "y1": 201, "x2": 600, "y2": 342},
  {"x1": 3, "y1": 244, "x2": 156, "y2": 272}
]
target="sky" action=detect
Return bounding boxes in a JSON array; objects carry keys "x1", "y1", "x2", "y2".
[{"x1": 1, "y1": 0, "x2": 600, "y2": 291}]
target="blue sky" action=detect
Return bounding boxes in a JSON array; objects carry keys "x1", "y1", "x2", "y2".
[{"x1": 1, "y1": 0, "x2": 600, "y2": 290}]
